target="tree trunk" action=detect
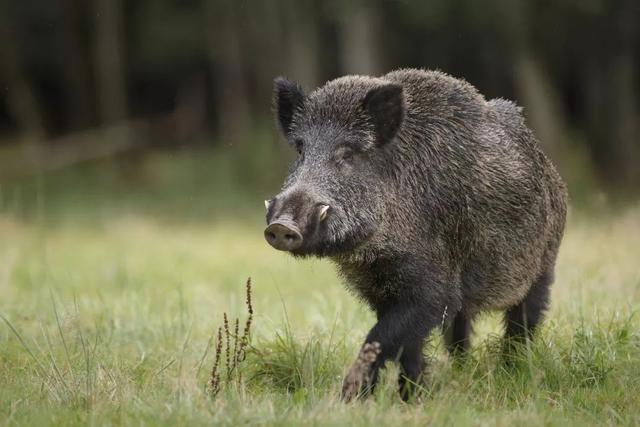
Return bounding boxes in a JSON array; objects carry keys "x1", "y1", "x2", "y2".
[
  {"x1": 59, "y1": 0, "x2": 93, "y2": 131},
  {"x1": 582, "y1": 0, "x2": 639, "y2": 188},
  {"x1": 335, "y1": 1, "x2": 381, "y2": 76},
  {"x1": 0, "y1": 5, "x2": 45, "y2": 143},
  {"x1": 284, "y1": 0, "x2": 320, "y2": 88},
  {"x1": 602, "y1": 50, "x2": 639, "y2": 187},
  {"x1": 93, "y1": 0, "x2": 127, "y2": 125},
  {"x1": 204, "y1": 0, "x2": 252, "y2": 145},
  {"x1": 514, "y1": 54, "x2": 570, "y2": 168}
]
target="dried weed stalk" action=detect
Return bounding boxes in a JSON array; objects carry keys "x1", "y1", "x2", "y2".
[{"x1": 208, "y1": 278, "x2": 254, "y2": 397}]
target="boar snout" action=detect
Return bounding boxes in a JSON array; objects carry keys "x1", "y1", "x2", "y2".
[
  {"x1": 264, "y1": 219, "x2": 303, "y2": 251},
  {"x1": 264, "y1": 190, "x2": 332, "y2": 252}
]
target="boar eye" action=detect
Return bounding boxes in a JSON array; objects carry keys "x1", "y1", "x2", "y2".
[
  {"x1": 335, "y1": 147, "x2": 355, "y2": 164},
  {"x1": 294, "y1": 139, "x2": 304, "y2": 155}
]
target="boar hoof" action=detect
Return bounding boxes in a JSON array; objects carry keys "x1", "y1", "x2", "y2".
[{"x1": 341, "y1": 341, "x2": 382, "y2": 402}]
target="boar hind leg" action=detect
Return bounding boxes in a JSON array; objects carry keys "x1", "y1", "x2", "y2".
[
  {"x1": 503, "y1": 269, "x2": 553, "y2": 352},
  {"x1": 443, "y1": 311, "x2": 471, "y2": 358}
]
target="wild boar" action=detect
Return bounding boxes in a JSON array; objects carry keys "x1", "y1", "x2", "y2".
[{"x1": 264, "y1": 69, "x2": 567, "y2": 401}]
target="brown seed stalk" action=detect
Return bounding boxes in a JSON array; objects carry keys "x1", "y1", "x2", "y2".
[{"x1": 208, "y1": 326, "x2": 223, "y2": 396}]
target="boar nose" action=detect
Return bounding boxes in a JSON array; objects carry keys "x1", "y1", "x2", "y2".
[{"x1": 264, "y1": 220, "x2": 303, "y2": 251}]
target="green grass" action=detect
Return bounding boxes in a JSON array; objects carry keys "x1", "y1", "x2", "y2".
[{"x1": 1, "y1": 151, "x2": 640, "y2": 426}]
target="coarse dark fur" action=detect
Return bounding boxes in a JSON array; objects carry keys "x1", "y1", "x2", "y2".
[{"x1": 266, "y1": 69, "x2": 568, "y2": 401}]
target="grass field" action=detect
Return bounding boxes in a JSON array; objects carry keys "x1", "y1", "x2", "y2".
[{"x1": 1, "y1": 153, "x2": 639, "y2": 426}]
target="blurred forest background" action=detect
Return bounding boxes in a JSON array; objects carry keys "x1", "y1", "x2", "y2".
[{"x1": 0, "y1": 0, "x2": 639, "y2": 220}]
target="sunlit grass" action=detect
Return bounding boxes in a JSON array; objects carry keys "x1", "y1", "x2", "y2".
[{"x1": 1, "y1": 164, "x2": 639, "y2": 425}]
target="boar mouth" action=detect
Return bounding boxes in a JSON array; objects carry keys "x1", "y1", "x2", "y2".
[{"x1": 291, "y1": 222, "x2": 375, "y2": 259}]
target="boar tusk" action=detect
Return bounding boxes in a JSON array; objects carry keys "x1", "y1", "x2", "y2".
[
  {"x1": 319, "y1": 205, "x2": 330, "y2": 221},
  {"x1": 264, "y1": 200, "x2": 271, "y2": 210}
]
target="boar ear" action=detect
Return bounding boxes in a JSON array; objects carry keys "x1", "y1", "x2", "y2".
[
  {"x1": 273, "y1": 77, "x2": 305, "y2": 137},
  {"x1": 362, "y1": 84, "x2": 405, "y2": 145}
]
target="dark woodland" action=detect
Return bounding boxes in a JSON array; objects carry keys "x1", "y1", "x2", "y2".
[{"x1": 0, "y1": 0, "x2": 638, "y2": 196}]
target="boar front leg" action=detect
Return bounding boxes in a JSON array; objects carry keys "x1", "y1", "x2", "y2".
[{"x1": 341, "y1": 299, "x2": 443, "y2": 402}]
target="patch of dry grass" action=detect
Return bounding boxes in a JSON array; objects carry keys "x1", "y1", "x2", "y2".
[{"x1": 1, "y1": 204, "x2": 639, "y2": 426}]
